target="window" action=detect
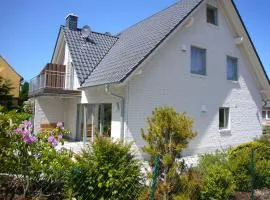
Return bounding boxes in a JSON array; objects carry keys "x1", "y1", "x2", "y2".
[
  {"x1": 219, "y1": 107, "x2": 229, "y2": 130},
  {"x1": 262, "y1": 110, "x2": 270, "y2": 120},
  {"x1": 262, "y1": 111, "x2": 266, "y2": 119},
  {"x1": 207, "y1": 5, "x2": 218, "y2": 25},
  {"x1": 227, "y1": 56, "x2": 238, "y2": 81},
  {"x1": 191, "y1": 46, "x2": 206, "y2": 75}
]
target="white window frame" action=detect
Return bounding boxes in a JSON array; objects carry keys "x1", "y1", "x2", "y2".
[
  {"x1": 191, "y1": 46, "x2": 207, "y2": 76},
  {"x1": 206, "y1": 5, "x2": 218, "y2": 26},
  {"x1": 219, "y1": 107, "x2": 230, "y2": 131}
]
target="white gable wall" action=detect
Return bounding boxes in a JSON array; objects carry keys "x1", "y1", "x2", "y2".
[
  {"x1": 63, "y1": 43, "x2": 81, "y2": 90},
  {"x1": 124, "y1": 0, "x2": 262, "y2": 156}
]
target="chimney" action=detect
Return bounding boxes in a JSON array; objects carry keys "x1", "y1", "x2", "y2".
[{"x1": 65, "y1": 14, "x2": 78, "y2": 30}]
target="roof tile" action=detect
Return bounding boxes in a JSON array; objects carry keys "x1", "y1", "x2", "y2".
[
  {"x1": 63, "y1": 27, "x2": 118, "y2": 84},
  {"x1": 82, "y1": 0, "x2": 203, "y2": 87}
]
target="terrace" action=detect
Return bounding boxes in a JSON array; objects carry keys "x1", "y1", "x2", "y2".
[{"x1": 29, "y1": 63, "x2": 81, "y2": 97}]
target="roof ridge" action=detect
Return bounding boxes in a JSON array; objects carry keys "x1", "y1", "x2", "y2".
[
  {"x1": 117, "y1": 1, "x2": 180, "y2": 35},
  {"x1": 0, "y1": 55, "x2": 23, "y2": 79},
  {"x1": 61, "y1": 25, "x2": 119, "y2": 39},
  {"x1": 91, "y1": 31, "x2": 119, "y2": 39},
  {"x1": 83, "y1": 0, "x2": 203, "y2": 87}
]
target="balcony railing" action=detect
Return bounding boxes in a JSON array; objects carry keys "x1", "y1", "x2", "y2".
[{"x1": 29, "y1": 70, "x2": 77, "y2": 97}]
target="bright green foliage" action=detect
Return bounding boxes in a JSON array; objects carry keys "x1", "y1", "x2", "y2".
[
  {"x1": 228, "y1": 141, "x2": 270, "y2": 191},
  {"x1": 256, "y1": 159, "x2": 270, "y2": 186},
  {"x1": 262, "y1": 125, "x2": 270, "y2": 135},
  {"x1": 200, "y1": 165, "x2": 235, "y2": 200},
  {"x1": 256, "y1": 131, "x2": 270, "y2": 146},
  {"x1": 30, "y1": 147, "x2": 74, "y2": 198},
  {"x1": 19, "y1": 81, "x2": 29, "y2": 104},
  {"x1": 0, "y1": 76, "x2": 14, "y2": 109},
  {"x1": 0, "y1": 76, "x2": 13, "y2": 97},
  {"x1": 197, "y1": 151, "x2": 236, "y2": 200},
  {"x1": 0, "y1": 107, "x2": 31, "y2": 174},
  {"x1": 174, "y1": 168, "x2": 201, "y2": 200},
  {"x1": 68, "y1": 136, "x2": 143, "y2": 200},
  {"x1": 0, "y1": 109, "x2": 73, "y2": 198},
  {"x1": 29, "y1": 128, "x2": 73, "y2": 197},
  {"x1": 141, "y1": 106, "x2": 196, "y2": 199},
  {"x1": 196, "y1": 150, "x2": 229, "y2": 174}
]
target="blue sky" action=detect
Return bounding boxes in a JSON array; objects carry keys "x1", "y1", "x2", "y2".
[{"x1": 0, "y1": 0, "x2": 269, "y2": 81}]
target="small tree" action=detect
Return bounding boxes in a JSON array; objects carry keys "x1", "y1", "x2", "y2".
[
  {"x1": 141, "y1": 106, "x2": 196, "y2": 199},
  {"x1": 19, "y1": 81, "x2": 29, "y2": 104},
  {"x1": 0, "y1": 76, "x2": 13, "y2": 108}
]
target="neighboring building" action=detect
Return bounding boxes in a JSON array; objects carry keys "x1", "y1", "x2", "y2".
[
  {"x1": 0, "y1": 55, "x2": 23, "y2": 104},
  {"x1": 29, "y1": 0, "x2": 270, "y2": 158}
]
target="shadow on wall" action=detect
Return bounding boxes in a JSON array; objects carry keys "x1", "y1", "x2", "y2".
[
  {"x1": 127, "y1": 58, "x2": 261, "y2": 157},
  {"x1": 36, "y1": 96, "x2": 66, "y2": 131}
]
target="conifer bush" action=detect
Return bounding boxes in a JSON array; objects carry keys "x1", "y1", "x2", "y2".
[{"x1": 141, "y1": 106, "x2": 196, "y2": 199}]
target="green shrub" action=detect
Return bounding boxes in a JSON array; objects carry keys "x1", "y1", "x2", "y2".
[
  {"x1": 0, "y1": 108, "x2": 31, "y2": 174},
  {"x1": 196, "y1": 151, "x2": 235, "y2": 200},
  {"x1": 174, "y1": 168, "x2": 201, "y2": 200},
  {"x1": 30, "y1": 147, "x2": 74, "y2": 198},
  {"x1": 262, "y1": 125, "x2": 270, "y2": 135},
  {"x1": 200, "y1": 165, "x2": 235, "y2": 200},
  {"x1": 256, "y1": 159, "x2": 270, "y2": 187},
  {"x1": 141, "y1": 106, "x2": 196, "y2": 199},
  {"x1": 228, "y1": 141, "x2": 270, "y2": 191},
  {"x1": 197, "y1": 150, "x2": 229, "y2": 174},
  {"x1": 0, "y1": 112, "x2": 73, "y2": 198},
  {"x1": 67, "y1": 136, "x2": 143, "y2": 200},
  {"x1": 256, "y1": 133, "x2": 270, "y2": 146}
]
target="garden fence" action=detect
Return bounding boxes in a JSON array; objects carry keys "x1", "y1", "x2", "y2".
[{"x1": 0, "y1": 148, "x2": 261, "y2": 199}]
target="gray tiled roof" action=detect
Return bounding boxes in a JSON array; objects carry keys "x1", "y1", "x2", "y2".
[
  {"x1": 82, "y1": 0, "x2": 203, "y2": 87},
  {"x1": 62, "y1": 26, "x2": 118, "y2": 83}
]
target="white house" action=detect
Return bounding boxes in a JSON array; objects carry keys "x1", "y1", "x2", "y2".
[{"x1": 29, "y1": 0, "x2": 270, "y2": 158}]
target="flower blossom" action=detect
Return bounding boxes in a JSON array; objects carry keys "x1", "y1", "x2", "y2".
[
  {"x1": 57, "y1": 121, "x2": 64, "y2": 130},
  {"x1": 23, "y1": 134, "x2": 37, "y2": 144},
  {"x1": 14, "y1": 120, "x2": 37, "y2": 144},
  {"x1": 48, "y1": 135, "x2": 58, "y2": 147}
]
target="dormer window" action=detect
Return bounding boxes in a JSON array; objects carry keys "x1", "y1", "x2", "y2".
[{"x1": 207, "y1": 5, "x2": 218, "y2": 26}]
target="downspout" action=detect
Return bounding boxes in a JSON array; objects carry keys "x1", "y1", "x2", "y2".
[{"x1": 105, "y1": 84, "x2": 125, "y2": 140}]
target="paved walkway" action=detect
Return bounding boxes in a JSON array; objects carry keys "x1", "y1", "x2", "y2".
[{"x1": 56, "y1": 141, "x2": 90, "y2": 153}]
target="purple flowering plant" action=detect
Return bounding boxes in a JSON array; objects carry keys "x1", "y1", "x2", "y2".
[
  {"x1": 14, "y1": 120, "x2": 37, "y2": 144},
  {"x1": 14, "y1": 120, "x2": 69, "y2": 147},
  {"x1": 37, "y1": 121, "x2": 69, "y2": 147},
  {"x1": 1, "y1": 108, "x2": 73, "y2": 197}
]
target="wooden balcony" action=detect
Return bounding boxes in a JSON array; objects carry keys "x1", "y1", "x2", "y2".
[{"x1": 29, "y1": 63, "x2": 81, "y2": 97}]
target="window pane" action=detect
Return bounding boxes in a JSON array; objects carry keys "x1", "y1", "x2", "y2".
[
  {"x1": 191, "y1": 47, "x2": 206, "y2": 75},
  {"x1": 262, "y1": 111, "x2": 266, "y2": 119},
  {"x1": 267, "y1": 111, "x2": 270, "y2": 119},
  {"x1": 207, "y1": 6, "x2": 217, "y2": 25},
  {"x1": 219, "y1": 108, "x2": 229, "y2": 129},
  {"x1": 224, "y1": 108, "x2": 229, "y2": 128},
  {"x1": 227, "y1": 57, "x2": 238, "y2": 81},
  {"x1": 219, "y1": 108, "x2": 224, "y2": 128}
]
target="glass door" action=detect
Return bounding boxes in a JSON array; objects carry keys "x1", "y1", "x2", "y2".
[{"x1": 76, "y1": 104, "x2": 112, "y2": 142}]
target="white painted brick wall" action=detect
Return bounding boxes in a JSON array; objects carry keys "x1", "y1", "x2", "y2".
[
  {"x1": 33, "y1": 96, "x2": 80, "y2": 139},
  {"x1": 33, "y1": 97, "x2": 66, "y2": 134},
  {"x1": 124, "y1": 0, "x2": 263, "y2": 157},
  {"x1": 65, "y1": 97, "x2": 80, "y2": 139}
]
